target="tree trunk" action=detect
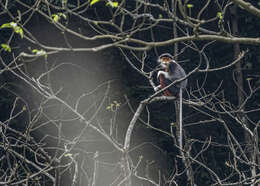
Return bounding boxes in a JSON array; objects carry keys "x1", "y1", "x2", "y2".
[{"x1": 230, "y1": 5, "x2": 257, "y2": 186}]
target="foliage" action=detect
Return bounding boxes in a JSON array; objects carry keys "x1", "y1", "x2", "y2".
[
  {"x1": 52, "y1": 13, "x2": 67, "y2": 22},
  {"x1": 0, "y1": 22, "x2": 23, "y2": 38},
  {"x1": 1, "y1": 44, "x2": 11, "y2": 52}
]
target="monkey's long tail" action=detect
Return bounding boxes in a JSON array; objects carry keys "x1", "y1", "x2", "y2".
[{"x1": 179, "y1": 88, "x2": 183, "y2": 150}]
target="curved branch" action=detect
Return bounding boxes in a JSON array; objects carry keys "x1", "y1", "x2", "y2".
[{"x1": 23, "y1": 34, "x2": 260, "y2": 54}]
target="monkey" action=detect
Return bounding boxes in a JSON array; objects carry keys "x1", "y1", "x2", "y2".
[
  {"x1": 155, "y1": 53, "x2": 187, "y2": 96},
  {"x1": 154, "y1": 53, "x2": 187, "y2": 149}
]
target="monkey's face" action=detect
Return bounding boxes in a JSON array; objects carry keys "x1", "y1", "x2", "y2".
[{"x1": 158, "y1": 56, "x2": 173, "y2": 68}]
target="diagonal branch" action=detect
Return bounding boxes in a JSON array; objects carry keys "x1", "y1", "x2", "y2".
[{"x1": 231, "y1": 0, "x2": 260, "y2": 18}]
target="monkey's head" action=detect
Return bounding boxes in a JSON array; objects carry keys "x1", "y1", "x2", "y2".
[{"x1": 158, "y1": 53, "x2": 175, "y2": 68}]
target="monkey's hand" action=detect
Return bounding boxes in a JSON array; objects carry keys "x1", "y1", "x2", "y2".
[{"x1": 154, "y1": 85, "x2": 161, "y2": 92}]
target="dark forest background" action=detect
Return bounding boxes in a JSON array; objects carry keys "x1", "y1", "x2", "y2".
[{"x1": 0, "y1": 0, "x2": 260, "y2": 185}]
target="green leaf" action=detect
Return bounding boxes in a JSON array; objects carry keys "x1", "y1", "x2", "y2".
[
  {"x1": 0, "y1": 22, "x2": 23, "y2": 38},
  {"x1": 217, "y1": 12, "x2": 223, "y2": 19},
  {"x1": 0, "y1": 22, "x2": 12, "y2": 29},
  {"x1": 52, "y1": 14, "x2": 60, "y2": 22},
  {"x1": 14, "y1": 26, "x2": 24, "y2": 38},
  {"x1": 106, "y1": 1, "x2": 118, "y2": 8},
  {"x1": 64, "y1": 153, "x2": 73, "y2": 157},
  {"x1": 187, "y1": 4, "x2": 194, "y2": 8},
  {"x1": 52, "y1": 13, "x2": 66, "y2": 22},
  {"x1": 90, "y1": 0, "x2": 101, "y2": 6},
  {"x1": 1, "y1": 44, "x2": 11, "y2": 52},
  {"x1": 32, "y1": 49, "x2": 39, "y2": 53}
]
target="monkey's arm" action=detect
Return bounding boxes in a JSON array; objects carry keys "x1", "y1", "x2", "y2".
[
  {"x1": 157, "y1": 71, "x2": 169, "y2": 79},
  {"x1": 153, "y1": 70, "x2": 166, "y2": 92}
]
